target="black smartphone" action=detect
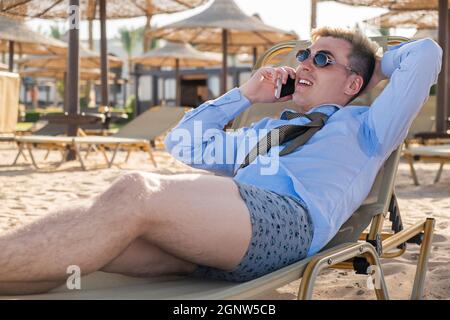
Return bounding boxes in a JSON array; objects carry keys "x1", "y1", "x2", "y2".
[{"x1": 274, "y1": 77, "x2": 296, "y2": 99}]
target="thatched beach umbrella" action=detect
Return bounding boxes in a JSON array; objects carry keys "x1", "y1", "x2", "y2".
[
  {"x1": 132, "y1": 41, "x2": 221, "y2": 105},
  {"x1": 331, "y1": 0, "x2": 444, "y2": 10},
  {"x1": 21, "y1": 67, "x2": 116, "y2": 110},
  {"x1": 0, "y1": 0, "x2": 208, "y2": 140},
  {"x1": 20, "y1": 67, "x2": 115, "y2": 81},
  {"x1": 18, "y1": 46, "x2": 122, "y2": 70},
  {"x1": 0, "y1": 0, "x2": 208, "y2": 19},
  {"x1": 330, "y1": 0, "x2": 450, "y2": 134},
  {"x1": 364, "y1": 10, "x2": 437, "y2": 29},
  {"x1": 195, "y1": 13, "x2": 275, "y2": 66},
  {"x1": 0, "y1": 14, "x2": 67, "y2": 72},
  {"x1": 152, "y1": 0, "x2": 298, "y2": 95}
]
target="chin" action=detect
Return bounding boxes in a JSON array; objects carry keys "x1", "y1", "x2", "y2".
[{"x1": 291, "y1": 95, "x2": 309, "y2": 110}]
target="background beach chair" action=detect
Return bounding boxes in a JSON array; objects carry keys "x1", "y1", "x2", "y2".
[
  {"x1": 12, "y1": 113, "x2": 104, "y2": 167},
  {"x1": 0, "y1": 71, "x2": 20, "y2": 143},
  {"x1": 403, "y1": 144, "x2": 450, "y2": 185},
  {"x1": 13, "y1": 106, "x2": 186, "y2": 170},
  {"x1": 2, "y1": 36, "x2": 435, "y2": 300}
]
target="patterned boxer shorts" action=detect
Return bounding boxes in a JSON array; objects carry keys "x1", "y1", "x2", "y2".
[{"x1": 192, "y1": 181, "x2": 314, "y2": 282}]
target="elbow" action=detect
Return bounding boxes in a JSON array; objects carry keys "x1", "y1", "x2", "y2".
[
  {"x1": 421, "y1": 39, "x2": 443, "y2": 76},
  {"x1": 164, "y1": 131, "x2": 175, "y2": 153},
  {"x1": 163, "y1": 132, "x2": 203, "y2": 165}
]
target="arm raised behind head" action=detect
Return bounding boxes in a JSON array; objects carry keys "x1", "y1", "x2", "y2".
[{"x1": 361, "y1": 38, "x2": 443, "y2": 156}]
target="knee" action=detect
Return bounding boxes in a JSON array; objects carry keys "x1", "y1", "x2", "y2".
[
  {"x1": 104, "y1": 172, "x2": 159, "y2": 197},
  {"x1": 94, "y1": 172, "x2": 161, "y2": 214}
]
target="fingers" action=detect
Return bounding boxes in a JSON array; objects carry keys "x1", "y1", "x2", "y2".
[{"x1": 260, "y1": 66, "x2": 296, "y2": 86}]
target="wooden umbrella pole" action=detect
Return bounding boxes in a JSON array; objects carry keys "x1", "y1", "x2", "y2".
[
  {"x1": 8, "y1": 40, "x2": 14, "y2": 72},
  {"x1": 67, "y1": 1, "x2": 80, "y2": 117},
  {"x1": 221, "y1": 28, "x2": 228, "y2": 95},
  {"x1": 252, "y1": 47, "x2": 257, "y2": 67},
  {"x1": 66, "y1": 0, "x2": 80, "y2": 160},
  {"x1": 175, "y1": 58, "x2": 181, "y2": 106},
  {"x1": 437, "y1": 0, "x2": 448, "y2": 133},
  {"x1": 99, "y1": 0, "x2": 109, "y2": 109},
  {"x1": 446, "y1": 8, "x2": 450, "y2": 132},
  {"x1": 311, "y1": 0, "x2": 317, "y2": 31}
]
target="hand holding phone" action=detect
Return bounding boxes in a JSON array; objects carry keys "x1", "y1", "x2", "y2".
[{"x1": 274, "y1": 77, "x2": 296, "y2": 99}]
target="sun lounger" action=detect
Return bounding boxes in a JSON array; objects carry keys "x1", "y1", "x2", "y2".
[
  {"x1": 2, "y1": 145, "x2": 435, "y2": 300},
  {"x1": 0, "y1": 133, "x2": 15, "y2": 143},
  {"x1": 2, "y1": 36, "x2": 435, "y2": 300},
  {"x1": 13, "y1": 135, "x2": 152, "y2": 170},
  {"x1": 12, "y1": 107, "x2": 186, "y2": 170},
  {"x1": 403, "y1": 144, "x2": 450, "y2": 185}
]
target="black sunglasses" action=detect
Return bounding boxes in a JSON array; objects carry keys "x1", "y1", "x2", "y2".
[{"x1": 296, "y1": 49, "x2": 358, "y2": 74}]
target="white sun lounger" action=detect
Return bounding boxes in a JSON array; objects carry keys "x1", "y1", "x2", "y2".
[
  {"x1": 14, "y1": 135, "x2": 151, "y2": 170},
  {"x1": 403, "y1": 144, "x2": 450, "y2": 184}
]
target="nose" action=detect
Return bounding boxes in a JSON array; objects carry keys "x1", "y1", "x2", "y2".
[{"x1": 298, "y1": 57, "x2": 313, "y2": 73}]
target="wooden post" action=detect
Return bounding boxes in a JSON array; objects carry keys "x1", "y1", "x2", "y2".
[
  {"x1": 134, "y1": 64, "x2": 140, "y2": 117},
  {"x1": 221, "y1": 29, "x2": 228, "y2": 95},
  {"x1": 311, "y1": 0, "x2": 317, "y2": 31},
  {"x1": 99, "y1": 0, "x2": 109, "y2": 109},
  {"x1": 175, "y1": 58, "x2": 181, "y2": 106},
  {"x1": 437, "y1": 0, "x2": 448, "y2": 133},
  {"x1": 8, "y1": 40, "x2": 14, "y2": 72}
]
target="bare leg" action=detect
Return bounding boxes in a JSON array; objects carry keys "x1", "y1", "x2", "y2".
[
  {"x1": 101, "y1": 238, "x2": 197, "y2": 277},
  {"x1": 0, "y1": 180, "x2": 145, "y2": 283},
  {"x1": 0, "y1": 172, "x2": 252, "y2": 291}
]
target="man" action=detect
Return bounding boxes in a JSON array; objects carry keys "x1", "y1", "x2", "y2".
[{"x1": 0, "y1": 27, "x2": 441, "y2": 295}]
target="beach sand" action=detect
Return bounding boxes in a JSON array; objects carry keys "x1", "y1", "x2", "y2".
[{"x1": 0, "y1": 141, "x2": 449, "y2": 300}]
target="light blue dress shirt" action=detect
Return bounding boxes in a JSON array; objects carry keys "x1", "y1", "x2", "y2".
[{"x1": 165, "y1": 38, "x2": 442, "y2": 255}]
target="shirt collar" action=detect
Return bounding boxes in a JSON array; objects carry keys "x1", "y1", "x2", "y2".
[{"x1": 280, "y1": 104, "x2": 341, "y2": 120}]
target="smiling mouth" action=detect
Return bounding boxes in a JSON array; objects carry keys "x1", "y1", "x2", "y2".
[
  {"x1": 295, "y1": 79, "x2": 314, "y2": 92},
  {"x1": 296, "y1": 79, "x2": 313, "y2": 90}
]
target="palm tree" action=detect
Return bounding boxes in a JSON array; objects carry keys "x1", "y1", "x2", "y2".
[
  {"x1": 136, "y1": 22, "x2": 159, "y2": 53},
  {"x1": 49, "y1": 23, "x2": 65, "y2": 40},
  {"x1": 119, "y1": 27, "x2": 138, "y2": 82},
  {"x1": 143, "y1": 15, "x2": 152, "y2": 53}
]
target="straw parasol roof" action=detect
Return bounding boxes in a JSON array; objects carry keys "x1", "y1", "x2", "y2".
[
  {"x1": 193, "y1": 13, "x2": 274, "y2": 56},
  {"x1": 152, "y1": 0, "x2": 298, "y2": 48},
  {"x1": 195, "y1": 43, "x2": 270, "y2": 55},
  {"x1": 364, "y1": 10, "x2": 437, "y2": 29},
  {"x1": 20, "y1": 67, "x2": 115, "y2": 81},
  {"x1": 18, "y1": 46, "x2": 123, "y2": 70},
  {"x1": 132, "y1": 42, "x2": 221, "y2": 68},
  {"x1": 331, "y1": 0, "x2": 448, "y2": 10},
  {"x1": 152, "y1": 0, "x2": 298, "y2": 94},
  {"x1": 0, "y1": 14, "x2": 67, "y2": 55},
  {"x1": 0, "y1": 0, "x2": 209, "y2": 19},
  {"x1": 1, "y1": 0, "x2": 208, "y2": 119}
]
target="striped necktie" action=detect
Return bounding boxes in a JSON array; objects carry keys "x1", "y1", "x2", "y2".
[{"x1": 235, "y1": 111, "x2": 329, "y2": 173}]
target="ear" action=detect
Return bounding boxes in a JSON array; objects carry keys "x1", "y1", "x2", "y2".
[{"x1": 344, "y1": 74, "x2": 364, "y2": 97}]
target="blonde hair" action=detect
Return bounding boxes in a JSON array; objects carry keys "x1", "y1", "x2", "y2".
[{"x1": 311, "y1": 27, "x2": 379, "y2": 96}]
